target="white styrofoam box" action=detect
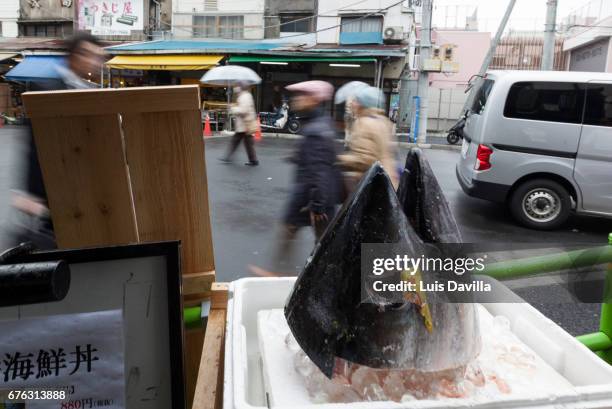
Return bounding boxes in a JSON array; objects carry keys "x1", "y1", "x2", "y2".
[{"x1": 224, "y1": 277, "x2": 612, "y2": 409}]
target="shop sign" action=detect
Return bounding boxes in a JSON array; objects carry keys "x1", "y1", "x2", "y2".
[
  {"x1": 78, "y1": 0, "x2": 143, "y2": 36},
  {"x1": 0, "y1": 310, "x2": 125, "y2": 408}
]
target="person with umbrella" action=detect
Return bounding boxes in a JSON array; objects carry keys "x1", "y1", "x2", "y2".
[
  {"x1": 335, "y1": 81, "x2": 368, "y2": 145},
  {"x1": 200, "y1": 65, "x2": 261, "y2": 166},
  {"x1": 220, "y1": 81, "x2": 259, "y2": 166}
]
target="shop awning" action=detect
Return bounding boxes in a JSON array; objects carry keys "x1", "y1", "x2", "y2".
[
  {"x1": 228, "y1": 56, "x2": 377, "y2": 63},
  {"x1": 105, "y1": 55, "x2": 223, "y2": 70},
  {"x1": 4, "y1": 55, "x2": 66, "y2": 82}
]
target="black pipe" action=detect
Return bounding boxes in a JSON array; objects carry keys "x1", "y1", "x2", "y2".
[{"x1": 0, "y1": 261, "x2": 70, "y2": 307}]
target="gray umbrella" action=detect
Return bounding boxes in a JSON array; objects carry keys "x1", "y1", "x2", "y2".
[
  {"x1": 334, "y1": 81, "x2": 369, "y2": 104},
  {"x1": 200, "y1": 65, "x2": 262, "y2": 87}
]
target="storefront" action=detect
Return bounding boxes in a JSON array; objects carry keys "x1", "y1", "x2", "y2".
[
  {"x1": 227, "y1": 53, "x2": 404, "y2": 124},
  {"x1": 105, "y1": 55, "x2": 224, "y2": 100}
]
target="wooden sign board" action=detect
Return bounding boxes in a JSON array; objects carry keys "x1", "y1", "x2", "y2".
[{"x1": 22, "y1": 85, "x2": 215, "y2": 297}]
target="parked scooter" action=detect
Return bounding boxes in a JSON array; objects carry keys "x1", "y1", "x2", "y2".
[
  {"x1": 446, "y1": 111, "x2": 467, "y2": 145},
  {"x1": 259, "y1": 102, "x2": 302, "y2": 134},
  {"x1": 0, "y1": 112, "x2": 25, "y2": 126}
]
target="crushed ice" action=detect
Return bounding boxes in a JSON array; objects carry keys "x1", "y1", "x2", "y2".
[{"x1": 285, "y1": 306, "x2": 560, "y2": 403}]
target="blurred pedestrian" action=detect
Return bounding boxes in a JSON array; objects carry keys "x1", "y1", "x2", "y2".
[
  {"x1": 220, "y1": 82, "x2": 259, "y2": 166},
  {"x1": 249, "y1": 81, "x2": 343, "y2": 276},
  {"x1": 338, "y1": 86, "x2": 398, "y2": 193},
  {"x1": 8, "y1": 32, "x2": 104, "y2": 250},
  {"x1": 282, "y1": 80, "x2": 343, "y2": 241}
]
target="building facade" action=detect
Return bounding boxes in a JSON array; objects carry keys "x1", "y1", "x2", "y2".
[
  {"x1": 427, "y1": 29, "x2": 490, "y2": 132},
  {"x1": 172, "y1": 0, "x2": 265, "y2": 39},
  {"x1": 0, "y1": 0, "x2": 19, "y2": 38},
  {"x1": 561, "y1": 0, "x2": 612, "y2": 73},
  {"x1": 316, "y1": 0, "x2": 413, "y2": 45},
  {"x1": 490, "y1": 31, "x2": 567, "y2": 71},
  {"x1": 18, "y1": 0, "x2": 74, "y2": 38},
  {"x1": 263, "y1": 0, "x2": 315, "y2": 42}
]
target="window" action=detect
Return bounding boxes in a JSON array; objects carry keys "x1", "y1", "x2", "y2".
[
  {"x1": 19, "y1": 22, "x2": 72, "y2": 38},
  {"x1": 504, "y1": 81, "x2": 585, "y2": 124},
  {"x1": 340, "y1": 16, "x2": 383, "y2": 33},
  {"x1": 280, "y1": 14, "x2": 313, "y2": 33},
  {"x1": 584, "y1": 84, "x2": 612, "y2": 127},
  {"x1": 219, "y1": 16, "x2": 243, "y2": 39},
  {"x1": 470, "y1": 79, "x2": 494, "y2": 114},
  {"x1": 192, "y1": 15, "x2": 243, "y2": 39}
]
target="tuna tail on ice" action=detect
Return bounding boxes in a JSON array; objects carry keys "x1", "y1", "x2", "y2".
[{"x1": 284, "y1": 161, "x2": 480, "y2": 379}]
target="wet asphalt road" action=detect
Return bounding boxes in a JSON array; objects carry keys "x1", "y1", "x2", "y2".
[{"x1": 2, "y1": 126, "x2": 611, "y2": 335}]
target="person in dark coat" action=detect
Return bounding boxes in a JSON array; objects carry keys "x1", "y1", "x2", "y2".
[
  {"x1": 248, "y1": 81, "x2": 343, "y2": 275},
  {"x1": 283, "y1": 80, "x2": 343, "y2": 240}
]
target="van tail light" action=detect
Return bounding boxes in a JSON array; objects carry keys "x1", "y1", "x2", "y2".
[{"x1": 475, "y1": 144, "x2": 493, "y2": 171}]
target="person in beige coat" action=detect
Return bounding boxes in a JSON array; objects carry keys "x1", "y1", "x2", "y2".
[
  {"x1": 220, "y1": 82, "x2": 259, "y2": 166},
  {"x1": 338, "y1": 86, "x2": 398, "y2": 192}
]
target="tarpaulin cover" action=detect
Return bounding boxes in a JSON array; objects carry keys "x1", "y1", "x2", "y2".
[{"x1": 4, "y1": 55, "x2": 66, "y2": 82}]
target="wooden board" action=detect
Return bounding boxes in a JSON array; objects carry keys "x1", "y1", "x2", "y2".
[
  {"x1": 121, "y1": 109, "x2": 214, "y2": 275},
  {"x1": 30, "y1": 114, "x2": 138, "y2": 248},
  {"x1": 23, "y1": 85, "x2": 201, "y2": 118},
  {"x1": 192, "y1": 283, "x2": 229, "y2": 409},
  {"x1": 185, "y1": 327, "x2": 205, "y2": 409},
  {"x1": 22, "y1": 86, "x2": 217, "y2": 409}
]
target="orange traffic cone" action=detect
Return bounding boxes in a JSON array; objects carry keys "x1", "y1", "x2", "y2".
[
  {"x1": 203, "y1": 114, "x2": 212, "y2": 137},
  {"x1": 254, "y1": 114, "x2": 262, "y2": 142}
]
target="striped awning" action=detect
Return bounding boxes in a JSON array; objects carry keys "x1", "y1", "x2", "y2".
[{"x1": 105, "y1": 55, "x2": 223, "y2": 70}]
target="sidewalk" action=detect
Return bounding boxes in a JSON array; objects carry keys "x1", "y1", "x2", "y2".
[{"x1": 206, "y1": 131, "x2": 461, "y2": 151}]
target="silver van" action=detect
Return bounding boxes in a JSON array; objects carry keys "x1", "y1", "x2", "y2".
[{"x1": 456, "y1": 70, "x2": 612, "y2": 230}]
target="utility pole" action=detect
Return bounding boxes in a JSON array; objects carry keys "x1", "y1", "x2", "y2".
[
  {"x1": 416, "y1": 0, "x2": 433, "y2": 144},
  {"x1": 461, "y1": 0, "x2": 516, "y2": 113},
  {"x1": 541, "y1": 0, "x2": 558, "y2": 70}
]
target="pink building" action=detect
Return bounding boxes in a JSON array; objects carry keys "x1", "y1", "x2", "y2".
[{"x1": 429, "y1": 30, "x2": 491, "y2": 89}]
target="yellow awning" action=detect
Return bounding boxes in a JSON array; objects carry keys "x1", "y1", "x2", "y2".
[{"x1": 106, "y1": 55, "x2": 223, "y2": 70}]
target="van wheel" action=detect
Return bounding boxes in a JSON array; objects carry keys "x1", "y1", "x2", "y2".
[{"x1": 510, "y1": 179, "x2": 571, "y2": 230}]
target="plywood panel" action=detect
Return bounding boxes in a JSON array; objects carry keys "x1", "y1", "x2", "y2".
[
  {"x1": 185, "y1": 327, "x2": 205, "y2": 409},
  {"x1": 192, "y1": 283, "x2": 228, "y2": 409},
  {"x1": 122, "y1": 109, "x2": 214, "y2": 274},
  {"x1": 23, "y1": 85, "x2": 201, "y2": 118},
  {"x1": 30, "y1": 115, "x2": 138, "y2": 248}
]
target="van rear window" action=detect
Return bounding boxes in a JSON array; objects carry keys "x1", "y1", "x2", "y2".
[
  {"x1": 470, "y1": 79, "x2": 494, "y2": 114},
  {"x1": 504, "y1": 81, "x2": 585, "y2": 124}
]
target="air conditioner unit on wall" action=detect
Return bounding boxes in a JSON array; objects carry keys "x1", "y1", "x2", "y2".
[{"x1": 383, "y1": 26, "x2": 404, "y2": 42}]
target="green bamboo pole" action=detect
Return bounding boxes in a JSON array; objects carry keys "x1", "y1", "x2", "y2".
[
  {"x1": 596, "y1": 234, "x2": 612, "y2": 363},
  {"x1": 481, "y1": 244, "x2": 612, "y2": 280},
  {"x1": 577, "y1": 331, "x2": 612, "y2": 352},
  {"x1": 184, "y1": 306, "x2": 202, "y2": 329}
]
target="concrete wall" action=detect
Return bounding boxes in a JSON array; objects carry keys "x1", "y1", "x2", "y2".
[
  {"x1": 264, "y1": 0, "x2": 315, "y2": 38},
  {"x1": 569, "y1": 37, "x2": 610, "y2": 72},
  {"x1": 0, "y1": 0, "x2": 19, "y2": 37},
  {"x1": 427, "y1": 87, "x2": 468, "y2": 131},
  {"x1": 174, "y1": 0, "x2": 264, "y2": 14},
  {"x1": 429, "y1": 30, "x2": 490, "y2": 89},
  {"x1": 173, "y1": 0, "x2": 264, "y2": 39},
  {"x1": 315, "y1": 0, "x2": 413, "y2": 44},
  {"x1": 19, "y1": 0, "x2": 73, "y2": 20}
]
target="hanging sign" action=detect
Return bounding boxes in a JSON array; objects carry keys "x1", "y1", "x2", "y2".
[{"x1": 78, "y1": 0, "x2": 143, "y2": 36}]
